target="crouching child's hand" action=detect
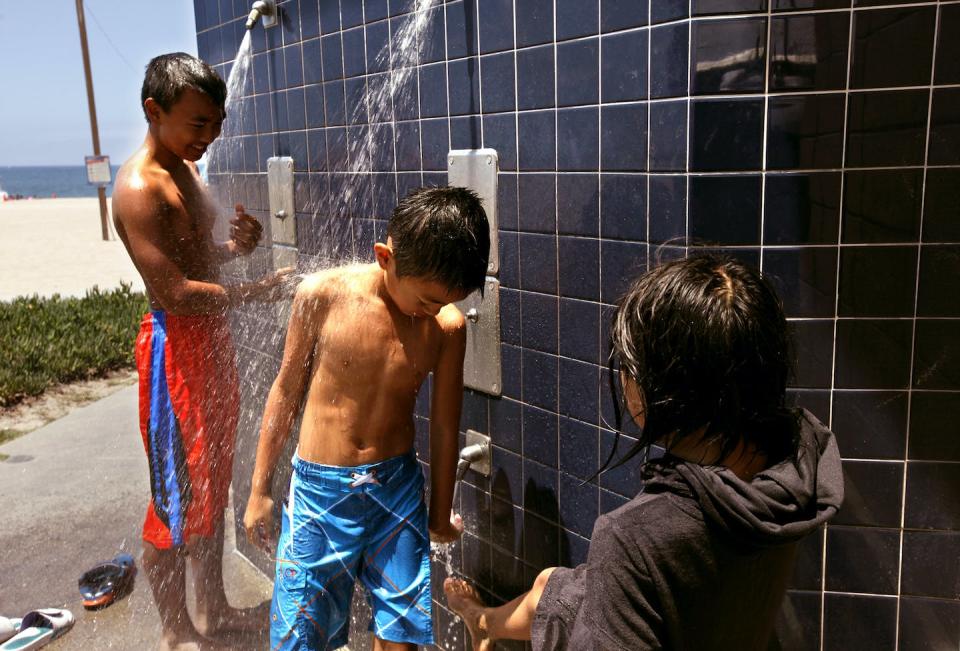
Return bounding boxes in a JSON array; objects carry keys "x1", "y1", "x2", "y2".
[
  {"x1": 429, "y1": 512, "x2": 464, "y2": 544},
  {"x1": 244, "y1": 493, "x2": 277, "y2": 554}
]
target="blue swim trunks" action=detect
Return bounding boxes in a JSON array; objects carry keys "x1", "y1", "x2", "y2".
[{"x1": 270, "y1": 451, "x2": 433, "y2": 650}]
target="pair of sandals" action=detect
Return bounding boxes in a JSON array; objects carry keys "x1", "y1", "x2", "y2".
[
  {"x1": 0, "y1": 610, "x2": 74, "y2": 651},
  {"x1": 0, "y1": 554, "x2": 137, "y2": 650}
]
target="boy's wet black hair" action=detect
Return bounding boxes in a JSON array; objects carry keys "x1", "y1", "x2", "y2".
[
  {"x1": 387, "y1": 186, "x2": 490, "y2": 294},
  {"x1": 601, "y1": 253, "x2": 798, "y2": 474},
  {"x1": 141, "y1": 52, "x2": 227, "y2": 121}
]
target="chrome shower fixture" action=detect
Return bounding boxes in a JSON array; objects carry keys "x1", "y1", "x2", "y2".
[{"x1": 245, "y1": 0, "x2": 277, "y2": 30}]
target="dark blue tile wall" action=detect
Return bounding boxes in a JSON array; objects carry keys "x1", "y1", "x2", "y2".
[{"x1": 196, "y1": 1, "x2": 960, "y2": 649}]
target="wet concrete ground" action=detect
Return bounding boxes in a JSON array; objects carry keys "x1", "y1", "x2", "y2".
[{"x1": 0, "y1": 385, "x2": 273, "y2": 650}]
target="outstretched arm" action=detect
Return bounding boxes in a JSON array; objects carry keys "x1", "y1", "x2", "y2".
[
  {"x1": 244, "y1": 280, "x2": 325, "y2": 551},
  {"x1": 428, "y1": 307, "x2": 467, "y2": 543},
  {"x1": 114, "y1": 187, "x2": 281, "y2": 315}
]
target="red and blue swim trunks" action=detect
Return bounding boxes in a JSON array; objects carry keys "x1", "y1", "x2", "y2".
[{"x1": 135, "y1": 310, "x2": 239, "y2": 549}]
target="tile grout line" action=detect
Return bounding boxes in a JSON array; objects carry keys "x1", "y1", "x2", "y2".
[{"x1": 894, "y1": 4, "x2": 943, "y2": 648}]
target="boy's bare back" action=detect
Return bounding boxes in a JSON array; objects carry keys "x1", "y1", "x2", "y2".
[{"x1": 277, "y1": 263, "x2": 466, "y2": 466}]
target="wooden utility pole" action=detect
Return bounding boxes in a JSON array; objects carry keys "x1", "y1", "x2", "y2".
[{"x1": 74, "y1": 0, "x2": 110, "y2": 241}]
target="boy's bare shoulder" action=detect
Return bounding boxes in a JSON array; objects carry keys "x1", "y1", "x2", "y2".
[
  {"x1": 112, "y1": 155, "x2": 172, "y2": 221},
  {"x1": 294, "y1": 264, "x2": 370, "y2": 304}
]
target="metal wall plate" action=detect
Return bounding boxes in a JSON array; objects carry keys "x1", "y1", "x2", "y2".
[
  {"x1": 272, "y1": 245, "x2": 297, "y2": 327},
  {"x1": 267, "y1": 156, "x2": 296, "y2": 246},
  {"x1": 447, "y1": 149, "x2": 499, "y2": 276},
  {"x1": 455, "y1": 277, "x2": 502, "y2": 396},
  {"x1": 465, "y1": 430, "x2": 491, "y2": 477}
]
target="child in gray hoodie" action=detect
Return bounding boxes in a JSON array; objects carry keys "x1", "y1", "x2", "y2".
[{"x1": 445, "y1": 253, "x2": 844, "y2": 650}]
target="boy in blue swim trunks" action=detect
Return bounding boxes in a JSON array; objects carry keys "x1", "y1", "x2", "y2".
[{"x1": 243, "y1": 186, "x2": 490, "y2": 650}]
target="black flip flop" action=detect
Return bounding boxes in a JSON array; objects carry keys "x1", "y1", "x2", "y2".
[{"x1": 78, "y1": 553, "x2": 137, "y2": 610}]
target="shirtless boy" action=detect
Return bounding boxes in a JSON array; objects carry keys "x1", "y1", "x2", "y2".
[
  {"x1": 243, "y1": 186, "x2": 490, "y2": 650},
  {"x1": 113, "y1": 52, "x2": 287, "y2": 650}
]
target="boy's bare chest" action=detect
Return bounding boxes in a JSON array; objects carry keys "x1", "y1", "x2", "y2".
[{"x1": 317, "y1": 304, "x2": 440, "y2": 389}]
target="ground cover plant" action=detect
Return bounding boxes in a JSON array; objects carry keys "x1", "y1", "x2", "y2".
[{"x1": 0, "y1": 284, "x2": 148, "y2": 408}]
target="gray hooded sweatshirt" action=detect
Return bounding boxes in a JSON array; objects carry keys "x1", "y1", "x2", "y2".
[{"x1": 531, "y1": 409, "x2": 844, "y2": 650}]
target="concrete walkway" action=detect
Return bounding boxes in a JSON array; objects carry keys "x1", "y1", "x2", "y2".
[
  {"x1": 0, "y1": 198, "x2": 145, "y2": 301},
  {"x1": 0, "y1": 384, "x2": 272, "y2": 650}
]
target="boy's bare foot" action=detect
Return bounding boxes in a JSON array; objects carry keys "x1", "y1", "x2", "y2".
[
  {"x1": 196, "y1": 601, "x2": 271, "y2": 636},
  {"x1": 444, "y1": 578, "x2": 492, "y2": 651}
]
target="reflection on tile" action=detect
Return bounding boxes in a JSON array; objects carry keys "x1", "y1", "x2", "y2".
[
  {"x1": 559, "y1": 471, "x2": 599, "y2": 538},
  {"x1": 899, "y1": 598, "x2": 960, "y2": 651},
  {"x1": 913, "y1": 320, "x2": 960, "y2": 390},
  {"x1": 770, "y1": 12, "x2": 850, "y2": 91},
  {"x1": 484, "y1": 114, "x2": 517, "y2": 171},
  {"x1": 522, "y1": 402, "x2": 559, "y2": 465},
  {"x1": 835, "y1": 320, "x2": 912, "y2": 389},
  {"x1": 690, "y1": 99, "x2": 764, "y2": 171},
  {"x1": 826, "y1": 527, "x2": 900, "y2": 595},
  {"x1": 846, "y1": 90, "x2": 928, "y2": 167},
  {"x1": 901, "y1": 531, "x2": 960, "y2": 600},
  {"x1": 559, "y1": 358, "x2": 601, "y2": 424},
  {"x1": 763, "y1": 247, "x2": 838, "y2": 318},
  {"x1": 651, "y1": 23, "x2": 689, "y2": 99},
  {"x1": 559, "y1": 298, "x2": 601, "y2": 364},
  {"x1": 832, "y1": 391, "x2": 907, "y2": 460},
  {"x1": 691, "y1": 17, "x2": 767, "y2": 94},
  {"x1": 787, "y1": 389, "x2": 831, "y2": 425},
  {"x1": 909, "y1": 393, "x2": 960, "y2": 462},
  {"x1": 766, "y1": 94, "x2": 845, "y2": 170},
  {"x1": 851, "y1": 6, "x2": 936, "y2": 89},
  {"x1": 838, "y1": 246, "x2": 917, "y2": 317},
  {"x1": 791, "y1": 531, "x2": 824, "y2": 591},
  {"x1": 764, "y1": 173, "x2": 841, "y2": 245},
  {"x1": 689, "y1": 175, "x2": 762, "y2": 245},
  {"x1": 928, "y1": 88, "x2": 960, "y2": 166},
  {"x1": 842, "y1": 169, "x2": 923, "y2": 244},
  {"x1": 823, "y1": 594, "x2": 897, "y2": 651},
  {"x1": 833, "y1": 460, "x2": 903, "y2": 528},
  {"x1": 601, "y1": 239, "x2": 647, "y2": 304},
  {"x1": 905, "y1": 462, "x2": 960, "y2": 530}
]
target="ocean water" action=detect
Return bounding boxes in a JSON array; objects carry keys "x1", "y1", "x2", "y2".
[{"x1": 0, "y1": 165, "x2": 121, "y2": 199}]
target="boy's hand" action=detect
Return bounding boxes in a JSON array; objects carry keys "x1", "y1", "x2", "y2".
[
  {"x1": 229, "y1": 203, "x2": 263, "y2": 256},
  {"x1": 243, "y1": 493, "x2": 277, "y2": 554},
  {"x1": 429, "y1": 512, "x2": 464, "y2": 544},
  {"x1": 254, "y1": 266, "x2": 298, "y2": 302}
]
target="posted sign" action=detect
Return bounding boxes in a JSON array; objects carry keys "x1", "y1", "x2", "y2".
[{"x1": 85, "y1": 155, "x2": 112, "y2": 185}]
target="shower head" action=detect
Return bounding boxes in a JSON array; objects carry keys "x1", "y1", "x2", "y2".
[{"x1": 245, "y1": 0, "x2": 277, "y2": 30}]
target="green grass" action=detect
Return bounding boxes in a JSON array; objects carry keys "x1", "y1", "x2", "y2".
[{"x1": 0, "y1": 284, "x2": 148, "y2": 408}]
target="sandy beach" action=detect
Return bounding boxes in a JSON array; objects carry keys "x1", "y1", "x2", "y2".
[{"x1": 0, "y1": 197, "x2": 145, "y2": 301}]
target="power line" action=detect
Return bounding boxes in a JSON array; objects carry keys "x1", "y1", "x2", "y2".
[{"x1": 83, "y1": 0, "x2": 137, "y2": 74}]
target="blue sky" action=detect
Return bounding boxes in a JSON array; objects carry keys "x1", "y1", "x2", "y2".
[{"x1": 0, "y1": 1, "x2": 198, "y2": 166}]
